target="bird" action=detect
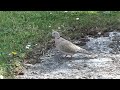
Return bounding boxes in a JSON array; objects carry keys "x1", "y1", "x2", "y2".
[{"x1": 52, "y1": 31, "x2": 93, "y2": 58}]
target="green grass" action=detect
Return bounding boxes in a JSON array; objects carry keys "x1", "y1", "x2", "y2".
[{"x1": 0, "y1": 11, "x2": 120, "y2": 78}]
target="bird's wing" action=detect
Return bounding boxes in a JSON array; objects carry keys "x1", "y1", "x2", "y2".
[
  {"x1": 57, "y1": 38, "x2": 91, "y2": 55},
  {"x1": 57, "y1": 39, "x2": 80, "y2": 54}
]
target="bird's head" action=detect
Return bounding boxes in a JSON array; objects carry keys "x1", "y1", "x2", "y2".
[{"x1": 52, "y1": 31, "x2": 60, "y2": 38}]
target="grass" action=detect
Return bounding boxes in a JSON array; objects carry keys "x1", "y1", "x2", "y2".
[{"x1": 0, "y1": 11, "x2": 120, "y2": 78}]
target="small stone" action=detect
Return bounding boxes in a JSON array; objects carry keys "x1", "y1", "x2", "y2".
[
  {"x1": 67, "y1": 64, "x2": 72, "y2": 67},
  {"x1": 75, "y1": 76, "x2": 80, "y2": 79},
  {"x1": 46, "y1": 54, "x2": 51, "y2": 57},
  {"x1": 40, "y1": 57, "x2": 44, "y2": 60},
  {"x1": 98, "y1": 32, "x2": 101, "y2": 35},
  {"x1": 83, "y1": 64, "x2": 87, "y2": 67},
  {"x1": 0, "y1": 75, "x2": 4, "y2": 79},
  {"x1": 58, "y1": 27, "x2": 61, "y2": 29},
  {"x1": 18, "y1": 72, "x2": 24, "y2": 75},
  {"x1": 76, "y1": 18, "x2": 79, "y2": 20}
]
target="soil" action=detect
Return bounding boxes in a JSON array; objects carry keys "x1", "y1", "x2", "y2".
[{"x1": 16, "y1": 31, "x2": 120, "y2": 79}]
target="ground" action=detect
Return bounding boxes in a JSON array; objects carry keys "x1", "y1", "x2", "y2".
[
  {"x1": 16, "y1": 31, "x2": 120, "y2": 79},
  {"x1": 1, "y1": 11, "x2": 120, "y2": 78}
]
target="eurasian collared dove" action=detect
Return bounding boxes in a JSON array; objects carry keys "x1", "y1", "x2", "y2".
[{"x1": 52, "y1": 31, "x2": 92, "y2": 57}]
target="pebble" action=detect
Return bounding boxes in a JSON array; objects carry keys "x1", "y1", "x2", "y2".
[{"x1": 0, "y1": 75, "x2": 4, "y2": 79}]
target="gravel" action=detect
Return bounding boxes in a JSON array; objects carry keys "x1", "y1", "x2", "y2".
[{"x1": 16, "y1": 31, "x2": 120, "y2": 79}]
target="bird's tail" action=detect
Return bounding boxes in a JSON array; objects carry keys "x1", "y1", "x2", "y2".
[
  {"x1": 77, "y1": 50, "x2": 98, "y2": 58},
  {"x1": 77, "y1": 49, "x2": 92, "y2": 54}
]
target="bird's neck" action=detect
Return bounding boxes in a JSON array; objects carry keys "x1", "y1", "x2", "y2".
[
  {"x1": 55, "y1": 37, "x2": 61, "y2": 45},
  {"x1": 55, "y1": 36, "x2": 60, "y2": 39}
]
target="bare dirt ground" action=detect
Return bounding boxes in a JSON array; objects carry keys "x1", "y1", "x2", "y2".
[{"x1": 16, "y1": 31, "x2": 120, "y2": 79}]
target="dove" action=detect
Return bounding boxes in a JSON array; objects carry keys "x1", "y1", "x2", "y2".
[{"x1": 52, "y1": 31, "x2": 92, "y2": 58}]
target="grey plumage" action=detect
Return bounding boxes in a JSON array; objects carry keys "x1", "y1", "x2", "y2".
[{"x1": 52, "y1": 31, "x2": 92, "y2": 56}]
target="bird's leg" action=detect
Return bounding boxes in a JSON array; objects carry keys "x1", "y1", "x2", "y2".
[
  {"x1": 54, "y1": 50, "x2": 57, "y2": 57},
  {"x1": 54, "y1": 48, "x2": 60, "y2": 59}
]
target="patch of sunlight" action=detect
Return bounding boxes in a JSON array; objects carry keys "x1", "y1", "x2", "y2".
[{"x1": 74, "y1": 11, "x2": 98, "y2": 14}]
